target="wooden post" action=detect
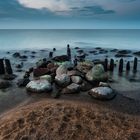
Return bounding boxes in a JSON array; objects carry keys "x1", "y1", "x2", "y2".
[
  {"x1": 67, "y1": 44, "x2": 71, "y2": 60},
  {"x1": 110, "y1": 59, "x2": 114, "y2": 72},
  {"x1": 119, "y1": 58, "x2": 123, "y2": 73},
  {"x1": 49, "y1": 52, "x2": 53, "y2": 58},
  {"x1": 133, "y1": 57, "x2": 138, "y2": 72},
  {"x1": 126, "y1": 61, "x2": 130, "y2": 71},
  {"x1": 5, "y1": 59, "x2": 13, "y2": 74},
  {"x1": 0, "y1": 59, "x2": 5, "y2": 74},
  {"x1": 104, "y1": 58, "x2": 108, "y2": 72}
]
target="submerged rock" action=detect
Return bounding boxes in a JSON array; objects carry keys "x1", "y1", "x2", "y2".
[
  {"x1": 26, "y1": 80, "x2": 52, "y2": 93},
  {"x1": 133, "y1": 51, "x2": 140, "y2": 56},
  {"x1": 0, "y1": 80, "x2": 10, "y2": 89},
  {"x1": 89, "y1": 87, "x2": 116, "y2": 100},
  {"x1": 52, "y1": 55, "x2": 69, "y2": 62},
  {"x1": 55, "y1": 74, "x2": 70, "y2": 87},
  {"x1": 12, "y1": 52, "x2": 20, "y2": 58},
  {"x1": 86, "y1": 64, "x2": 108, "y2": 83},
  {"x1": 61, "y1": 83, "x2": 80, "y2": 94}
]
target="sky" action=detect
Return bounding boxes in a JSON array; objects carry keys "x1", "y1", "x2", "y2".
[{"x1": 0, "y1": 0, "x2": 140, "y2": 29}]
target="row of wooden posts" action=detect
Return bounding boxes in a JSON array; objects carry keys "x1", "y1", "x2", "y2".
[
  {"x1": 0, "y1": 59, "x2": 13, "y2": 75},
  {"x1": 104, "y1": 57, "x2": 138, "y2": 73}
]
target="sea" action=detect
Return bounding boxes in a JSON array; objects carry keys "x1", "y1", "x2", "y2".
[{"x1": 0, "y1": 29, "x2": 140, "y2": 51}]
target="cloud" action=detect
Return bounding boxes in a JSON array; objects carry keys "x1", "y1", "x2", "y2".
[{"x1": 16, "y1": 0, "x2": 116, "y2": 16}]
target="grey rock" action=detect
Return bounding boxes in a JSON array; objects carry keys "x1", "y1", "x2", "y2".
[{"x1": 71, "y1": 76, "x2": 82, "y2": 84}]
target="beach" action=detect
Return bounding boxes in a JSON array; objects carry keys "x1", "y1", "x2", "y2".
[{"x1": 0, "y1": 44, "x2": 140, "y2": 139}]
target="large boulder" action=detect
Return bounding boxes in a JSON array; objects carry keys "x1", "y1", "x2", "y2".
[
  {"x1": 88, "y1": 87, "x2": 116, "y2": 100},
  {"x1": 61, "y1": 83, "x2": 80, "y2": 94},
  {"x1": 0, "y1": 80, "x2": 10, "y2": 89},
  {"x1": 26, "y1": 80, "x2": 52, "y2": 93},
  {"x1": 71, "y1": 76, "x2": 82, "y2": 84},
  {"x1": 86, "y1": 64, "x2": 108, "y2": 82},
  {"x1": 76, "y1": 61, "x2": 94, "y2": 74},
  {"x1": 56, "y1": 62, "x2": 73, "y2": 76},
  {"x1": 55, "y1": 74, "x2": 70, "y2": 87}
]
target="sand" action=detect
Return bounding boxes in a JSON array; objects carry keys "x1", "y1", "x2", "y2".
[{"x1": 0, "y1": 97, "x2": 140, "y2": 140}]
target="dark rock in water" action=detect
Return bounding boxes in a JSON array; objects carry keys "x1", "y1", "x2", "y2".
[
  {"x1": 0, "y1": 80, "x2": 10, "y2": 89},
  {"x1": 52, "y1": 55, "x2": 69, "y2": 62},
  {"x1": 13, "y1": 52, "x2": 20, "y2": 58},
  {"x1": 61, "y1": 83, "x2": 80, "y2": 94},
  {"x1": 92, "y1": 59, "x2": 104, "y2": 65},
  {"x1": 117, "y1": 50, "x2": 131, "y2": 54},
  {"x1": 33, "y1": 68, "x2": 50, "y2": 77},
  {"x1": 30, "y1": 55, "x2": 35, "y2": 58},
  {"x1": 28, "y1": 67, "x2": 34, "y2": 74},
  {"x1": 133, "y1": 51, "x2": 140, "y2": 56},
  {"x1": 110, "y1": 49, "x2": 118, "y2": 52},
  {"x1": 75, "y1": 47, "x2": 80, "y2": 49},
  {"x1": 88, "y1": 87, "x2": 116, "y2": 100},
  {"x1": 95, "y1": 47, "x2": 102, "y2": 50},
  {"x1": 26, "y1": 80, "x2": 52, "y2": 93},
  {"x1": 6, "y1": 51, "x2": 10, "y2": 54},
  {"x1": 77, "y1": 49, "x2": 84, "y2": 53},
  {"x1": 20, "y1": 55, "x2": 28, "y2": 59},
  {"x1": 16, "y1": 64, "x2": 23, "y2": 69},
  {"x1": 2, "y1": 74, "x2": 16, "y2": 80},
  {"x1": 17, "y1": 78, "x2": 30, "y2": 87},
  {"x1": 31, "y1": 51, "x2": 36, "y2": 54},
  {"x1": 89, "y1": 50, "x2": 97, "y2": 54},
  {"x1": 115, "y1": 54, "x2": 132, "y2": 58},
  {"x1": 80, "y1": 81, "x2": 93, "y2": 91},
  {"x1": 76, "y1": 52, "x2": 86, "y2": 61}
]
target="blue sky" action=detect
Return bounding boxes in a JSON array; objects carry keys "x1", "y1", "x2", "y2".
[{"x1": 0, "y1": 0, "x2": 140, "y2": 29}]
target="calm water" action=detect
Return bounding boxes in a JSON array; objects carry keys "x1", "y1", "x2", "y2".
[{"x1": 0, "y1": 29, "x2": 140, "y2": 51}]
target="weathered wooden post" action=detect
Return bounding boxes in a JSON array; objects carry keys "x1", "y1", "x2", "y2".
[
  {"x1": 104, "y1": 58, "x2": 108, "y2": 72},
  {"x1": 49, "y1": 52, "x2": 53, "y2": 58},
  {"x1": 67, "y1": 44, "x2": 71, "y2": 60},
  {"x1": 133, "y1": 57, "x2": 138, "y2": 72},
  {"x1": 126, "y1": 61, "x2": 130, "y2": 71},
  {"x1": 119, "y1": 58, "x2": 123, "y2": 73},
  {"x1": 110, "y1": 59, "x2": 114, "y2": 72},
  {"x1": 0, "y1": 59, "x2": 5, "y2": 74},
  {"x1": 5, "y1": 59, "x2": 13, "y2": 74}
]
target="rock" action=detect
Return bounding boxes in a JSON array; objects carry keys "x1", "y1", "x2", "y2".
[
  {"x1": 88, "y1": 87, "x2": 116, "y2": 100},
  {"x1": 26, "y1": 80, "x2": 52, "y2": 93},
  {"x1": 16, "y1": 64, "x2": 23, "y2": 69},
  {"x1": 0, "y1": 80, "x2": 10, "y2": 89},
  {"x1": 86, "y1": 64, "x2": 108, "y2": 83},
  {"x1": 77, "y1": 49, "x2": 84, "y2": 53},
  {"x1": 33, "y1": 68, "x2": 50, "y2": 77},
  {"x1": 19, "y1": 55, "x2": 28, "y2": 59},
  {"x1": 80, "y1": 81, "x2": 93, "y2": 91},
  {"x1": 115, "y1": 54, "x2": 132, "y2": 58},
  {"x1": 99, "y1": 82, "x2": 110, "y2": 87},
  {"x1": 13, "y1": 52, "x2": 20, "y2": 58},
  {"x1": 71, "y1": 76, "x2": 82, "y2": 84},
  {"x1": 133, "y1": 51, "x2": 140, "y2": 56},
  {"x1": 89, "y1": 50, "x2": 97, "y2": 54},
  {"x1": 2, "y1": 74, "x2": 16, "y2": 80},
  {"x1": 36, "y1": 59, "x2": 48, "y2": 68},
  {"x1": 47, "y1": 63, "x2": 55, "y2": 69},
  {"x1": 75, "y1": 47, "x2": 80, "y2": 49},
  {"x1": 67, "y1": 70, "x2": 83, "y2": 77},
  {"x1": 52, "y1": 55, "x2": 69, "y2": 62},
  {"x1": 40, "y1": 75, "x2": 52, "y2": 83},
  {"x1": 56, "y1": 62, "x2": 73, "y2": 76},
  {"x1": 61, "y1": 83, "x2": 80, "y2": 94},
  {"x1": 17, "y1": 78, "x2": 30, "y2": 87},
  {"x1": 76, "y1": 61, "x2": 94, "y2": 74},
  {"x1": 76, "y1": 52, "x2": 86, "y2": 61},
  {"x1": 117, "y1": 50, "x2": 131, "y2": 54},
  {"x1": 55, "y1": 74, "x2": 70, "y2": 87}
]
